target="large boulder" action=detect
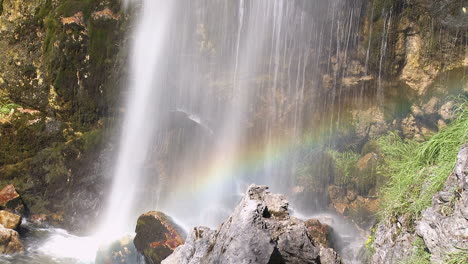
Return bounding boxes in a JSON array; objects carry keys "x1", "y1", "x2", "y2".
[
  {"x1": 134, "y1": 211, "x2": 186, "y2": 264},
  {"x1": 163, "y1": 185, "x2": 342, "y2": 264},
  {"x1": 0, "y1": 210, "x2": 21, "y2": 230},
  {"x1": 416, "y1": 145, "x2": 468, "y2": 263},
  {"x1": 0, "y1": 224, "x2": 23, "y2": 254},
  {"x1": 0, "y1": 184, "x2": 26, "y2": 216}
]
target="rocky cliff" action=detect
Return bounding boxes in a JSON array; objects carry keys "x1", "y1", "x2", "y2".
[{"x1": 0, "y1": 0, "x2": 130, "y2": 232}]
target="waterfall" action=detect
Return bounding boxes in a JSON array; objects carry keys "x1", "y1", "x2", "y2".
[
  {"x1": 98, "y1": 0, "x2": 176, "y2": 238},
  {"x1": 100, "y1": 0, "x2": 365, "y2": 235}
]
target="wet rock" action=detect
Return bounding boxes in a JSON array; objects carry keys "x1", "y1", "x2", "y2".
[
  {"x1": 328, "y1": 185, "x2": 345, "y2": 201},
  {"x1": 134, "y1": 211, "x2": 185, "y2": 264},
  {"x1": 0, "y1": 184, "x2": 26, "y2": 215},
  {"x1": 416, "y1": 145, "x2": 468, "y2": 263},
  {"x1": 96, "y1": 235, "x2": 140, "y2": 264},
  {"x1": 0, "y1": 211, "x2": 21, "y2": 230},
  {"x1": 0, "y1": 224, "x2": 23, "y2": 254},
  {"x1": 305, "y1": 219, "x2": 334, "y2": 248},
  {"x1": 346, "y1": 189, "x2": 358, "y2": 202},
  {"x1": 319, "y1": 247, "x2": 342, "y2": 264},
  {"x1": 357, "y1": 153, "x2": 378, "y2": 171},
  {"x1": 163, "y1": 185, "x2": 342, "y2": 264},
  {"x1": 439, "y1": 101, "x2": 456, "y2": 121},
  {"x1": 422, "y1": 97, "x2": 439, "y2": 115}
]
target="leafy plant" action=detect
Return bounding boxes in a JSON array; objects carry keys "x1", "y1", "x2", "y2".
[{"x1": 327, "y1": 149, "x2": 360, "y2": 186}]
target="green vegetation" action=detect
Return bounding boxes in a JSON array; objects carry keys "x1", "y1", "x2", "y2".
[
  {"x1": 365, "y1": 227, "x2": 376, "y2": 254},
  {"x1": 328, "y1": 150, "x2": 360, "y2": 185},
  {"x1": 377, "y1": 98, "x2": 468, "y2": 221},
  {"x1": 446, "y1": 248, "x2": 468, "y2": 264},
  {"x1": 400, "y1": 237, "x2": 431, "y2": 264},
  {"x1": 0, "y1": 103, "x2": 20, "y2": 118}
]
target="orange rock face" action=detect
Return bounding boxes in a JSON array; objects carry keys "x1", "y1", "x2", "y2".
[
  {"x1": 92, "y1": 8, "x2": 120, "y2": 20},
  {"x1": 60, "y1": 12, "x2": 85, "y2": 26},
  {"x1": 0, "y1": 184, "x2": 26, "y2": 215},
  {"x1": 0, "y1": 185, "x2": 20, "y2": 206}
]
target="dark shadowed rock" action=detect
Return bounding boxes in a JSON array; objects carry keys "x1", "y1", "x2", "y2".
[
  {"x1": 163, "y1": 185, "x2": 342, "y2": 264},
  {"x1": 0, "y1": 185, "x2": 26, "y2": 216},
  {"x1": 0, "y1": 224, "x2": 23, "y2": 254},
  {"x1": 134, "y1": 211, "x2": 185, "y2": 264}
]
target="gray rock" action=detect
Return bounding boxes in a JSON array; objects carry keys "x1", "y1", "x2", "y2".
[
  {"x1": 371, "y1": 220, "x2": 416, "y2": 264},
  {"x1": 163, "y1": 185, "x2": 341, "y2": 264},
  {"x1": 416, "y1": 145, "x2": 468, "y2": 263}
]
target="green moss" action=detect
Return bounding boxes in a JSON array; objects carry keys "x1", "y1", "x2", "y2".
[
  {"x1": 43, "y1": 15, "x2": 59, "y2": 56},
  {"x1": 377, "y1": 97, "x2": 468, "y2": 221},
  {"x1": 36, "y1": 0, "x2": 53, "y2": 22},
  {"x1": 56, "y1": 1, "x2": 90, "y2": 17},
  {"x1": 0, "y1": 103, "x2": 20, "y2": 117}
]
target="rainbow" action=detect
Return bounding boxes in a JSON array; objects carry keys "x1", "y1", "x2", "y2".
[{"x1": 170, "y1": 130, "x2": 327, "y2": 199}]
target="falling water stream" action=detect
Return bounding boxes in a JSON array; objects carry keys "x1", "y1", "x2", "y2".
[{"x1": 1, "y1": 0, "x2": 373, "y2": 263}]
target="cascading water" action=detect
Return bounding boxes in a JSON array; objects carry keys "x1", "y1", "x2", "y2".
[
  {"x1": 98, "y1": 0, "x2": 368, "y2": 232},
  {"x1": 98, "y1": 0, "x2": 176, "y2": 239},
  {"x1": 100, "y1": 0, "x2": 367, "y2": 243},
  {"x1": 16, "y1": 0, "x2": 370, "y2": 263}
]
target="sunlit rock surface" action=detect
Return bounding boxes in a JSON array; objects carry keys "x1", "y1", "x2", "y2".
[
  {"x1": 163, "y1": 185, "x2": 341, "y2": 264},
  {"x1": 416, "y1": 144, "x2": 468, "y2": 263},
  {"x1": 0, "y1": 211, "x2": 21, "y2": 230},
  {"x1": 0, "y1": 224, "x2": 23, "y2": 254},
  {"x1": 134, "y1": 211, "x2": 185, "y2": 264}
]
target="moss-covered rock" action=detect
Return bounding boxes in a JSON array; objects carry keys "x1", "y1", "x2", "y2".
[{"x1": 0, "y1": 0, "x2": 129, "y2": 232}]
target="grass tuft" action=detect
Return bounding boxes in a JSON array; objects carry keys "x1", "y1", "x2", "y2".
[
  {"x1": 377, "y1": 98, "x2": 468, "y2": 221},
  {"x1": 446, "y1": 248, "x2": 468, "y2": 264},
  {"x1": 327, "y1": 149, "x2": 360, "y2": 185}
]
